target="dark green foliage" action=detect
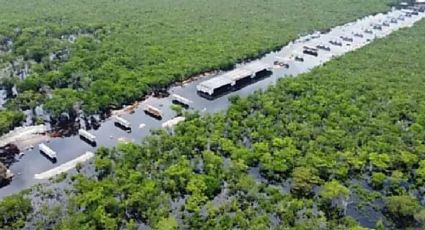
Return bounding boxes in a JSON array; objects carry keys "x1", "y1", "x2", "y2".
[
  {"x1": 0, "y1": 110, "x2": 25, "y2": 135},
  {"x1": 384, "y1": 195, "x2": 420, "y2": 227},
  {"x1": 371, "y1": 172, "x2": 386, "y2": 189},
  {"x1": 291, "y1": 166, "x2": 321, "y2": 196},
  {"x1": 0, "y1": 193, "x2": 32, "y2": 229},
  {"x1": 3, "y1": 0, "x2": 425, "y2": 229},
  {"x1": 0, "y1": 0, "x2": 392, "y2": 133},
  {"x1": 11, "y1": 90, "x2": 45, "y2": 111},
  {"x1": 43, "y1": 88, "x2": 79, "y2": 119},
  {"x1": 41, "y1": 19, "x2": 425, "y2": 229}
]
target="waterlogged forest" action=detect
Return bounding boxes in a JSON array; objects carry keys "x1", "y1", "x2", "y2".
[
  {"x1": 1, "y1": 6, "x2": 425, "y2": 230},
  {"x1": 0, "y1": 0, "x2": 396, "y2": 134}
]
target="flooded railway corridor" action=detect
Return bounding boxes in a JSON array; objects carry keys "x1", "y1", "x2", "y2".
[{"x1": 1, "y1": 7, "x2": 424, "y2": 198}]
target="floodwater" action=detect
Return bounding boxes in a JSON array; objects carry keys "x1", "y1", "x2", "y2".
[
  {"x1": 0, "y1": 89, "x2": 6, "y2": 108},
  {"x1": 1, "y1": 7, "x2": 424, "y2": 198}
]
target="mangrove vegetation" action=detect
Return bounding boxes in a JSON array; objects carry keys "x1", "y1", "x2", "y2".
[
  {"x1": 2, "y1": 5, "x2": 425, "y2": 229},
  {"x1": 0, "y1": 0, "x2": 395, "y2": 134}
]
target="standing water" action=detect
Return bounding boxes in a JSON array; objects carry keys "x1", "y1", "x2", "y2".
[{"x1": 1, "y1": 7, "x2": 424, "y2": 198}]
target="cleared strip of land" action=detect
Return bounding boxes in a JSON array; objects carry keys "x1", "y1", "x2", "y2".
[
  {"x1": 34, "y1": 151, "x2": 94, "y2": 180},
  {"x1": 0, "y1": 125, "x2": 47, "y2": 147}
]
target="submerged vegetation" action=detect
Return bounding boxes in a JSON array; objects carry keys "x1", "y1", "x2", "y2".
[
  {"x1": 0, "y1": 0, "x2": 394, "y2": 134},
  {"x1": 0, "y1": 193, "x2": 31, "y2": 229},
  {"x1": 0, "y1": 110, "x2": 25, "y2": 134},
  {"x1": 2, "y1": 6, "x2": 425, "y2": 229}
]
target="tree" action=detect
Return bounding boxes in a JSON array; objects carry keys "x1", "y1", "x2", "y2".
[
  {"x1": 320, "y1": 180, "x2": 350, "y2": 217},
  {"x1": 164, "y1": 159, "x2": 193, "y2": 193},
  {"x1": 43, "y1": 88, "x2": 80, "y2": 119},
  {"x1": 94, "y1": 157, "x2": 113, "y2": 178},
  {"x1": 416, "y1": 160, "x2": 425, "y2": 185},
  {"x1": 0, "y1": 76, "x2": 18, "y2": 97},
  {"x1": 13, "y1": 90, "x2": 45, "y2": 114},
  {"x1": 384, "y1": 195, "x2": 420, "y2": 227},
  {"x1": 202, "y1": 150, "x2": 223, "y2": 176},
  {"x1": 398, "y1": 151, "x2": 418, "y2": 169},
  {"x1": 369, "y1": 153, "x2": 391, "y2": 171},
  {"x1": 0, "y1": 110, "x2": 25, "y2": 135},
  {"x1": 170, "y1": 104, "x2": 183, "y2": 116},
  {"x1": 371, "y1": 172, "x2": 386, "y2": 189},
  {"x1": 291, "y1": 167, "x2": 321, "y2": 196},
  {"x1": 0, "y1": 193, "x2": 32, "y2": 229},
  {"x1": 16, "y1": 75, "x2": 44, "y2": 92},
  {"x1": 154, "y1": 216, "x2": 178, "y2": 230}
]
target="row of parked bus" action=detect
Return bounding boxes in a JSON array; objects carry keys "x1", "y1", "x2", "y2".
[
  {"x1": 114, "y1": 94, "x2": 192, "y2": 131},
  {"x1": 38, "y1": 93, "x2": 193, "y2": 162},
  {"x1": 287, "y1": 6, "x2": 424, "y2": 64}
]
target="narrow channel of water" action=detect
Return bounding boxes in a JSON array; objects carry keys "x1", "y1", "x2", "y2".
[{"x1": 1, "y1": 7, "x2": 424, "y2": 198}]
